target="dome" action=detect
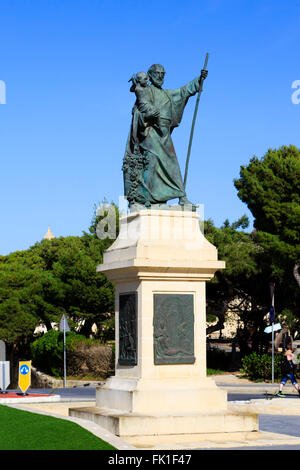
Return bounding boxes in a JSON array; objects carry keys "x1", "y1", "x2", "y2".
[{"x1": 44, "y1": 226, "x2": 55, "y2": 240}]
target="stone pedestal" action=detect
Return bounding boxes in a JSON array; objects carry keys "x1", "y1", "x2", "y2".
[{"x1": 70, "y1": 210, "x2": 259, "y2": 444}]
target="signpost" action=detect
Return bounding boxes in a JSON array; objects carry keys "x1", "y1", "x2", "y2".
[
  {"x1": 0, "y1": 340, "x2": 6, "y2": 362},
  {"x1": 18, "y1": 360, "x2": 31, "y2": 395},
  {"x1": 0, "y1": 341, "x2": 10, "y2": 394},
  {"x1": 269, "y1": 282, "x2": 275, "y2": 384},
  {"x1": 0, "y1": 361, "x2": 10, "y2": 394},
  {"x1": 60, "y1": 314, "x2": 70, "y2": 388}
]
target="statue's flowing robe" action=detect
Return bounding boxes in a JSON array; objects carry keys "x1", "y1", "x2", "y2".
[{"x1": 123, "y1": 77, "x2": 200, "y2": 206}]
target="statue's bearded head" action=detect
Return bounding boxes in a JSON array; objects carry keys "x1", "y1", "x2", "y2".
[{"x1": 148, "y1": 64, "x2": 166, "y2": 88}]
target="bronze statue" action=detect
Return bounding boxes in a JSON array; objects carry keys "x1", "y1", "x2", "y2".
[{"x1": 123, "y1": 63, "x2": 208, "y2": 209}]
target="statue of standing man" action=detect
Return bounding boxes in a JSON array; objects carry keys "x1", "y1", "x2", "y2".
[{"x1": 123, "y1": 64, "x2": 208, "y2": 209}]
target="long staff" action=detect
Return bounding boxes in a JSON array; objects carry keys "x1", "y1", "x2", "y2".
[{"x1": 183, "y1": 53, "x2": 209, "y2": 189}]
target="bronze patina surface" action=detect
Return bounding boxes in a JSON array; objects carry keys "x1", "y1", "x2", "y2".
[
  {"x1": 119, "y1": 293, "x2": 137, "y2": 366},
  {"x1": 123, "y1": 64, "x2": 208, "y2": 209},
  {"x1": 153, "y1": 293, "x2": 195, "y2": 365}
]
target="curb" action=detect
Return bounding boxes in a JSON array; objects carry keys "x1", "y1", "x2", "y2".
[
  {"x1": 0, "y1": 394, "x2": 61, "y2": 404},
  {"x1": 216, "y1": 383, "x2": 295, "y2": 394}
]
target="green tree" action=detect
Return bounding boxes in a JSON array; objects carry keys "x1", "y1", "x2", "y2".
[
  {"x1": 0, "y1": 201, "x2": 120, "y2": 355},
  {"x1": 234, "y1": 145, "x2": 300, "y2": 242},
  {"x1": 234, "y1": 145, "x2": 300, "y2": 317},
  {"x1": 205, "y1": 217, "x2": 270, "y2": 336},
  {"x1": 0, "y1": 254, "x2": 46, "y2": 347},
  {"x1": 31, "y1": 235, "x2": 115, "y2": 338}
]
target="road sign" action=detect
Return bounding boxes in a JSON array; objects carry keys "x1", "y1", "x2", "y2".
[
  {"x1": 0, "y1": 361, "x2": 10, "y2": 393},
  {"x1": 18, "y1": 360, "x2": 31, "y2": 394},
  {"x1": 264, "y1": 323, "x2": 281, "y2": 334},
  {"x1": 60, "y1": 314, "x2": 70, "y2": 332}
]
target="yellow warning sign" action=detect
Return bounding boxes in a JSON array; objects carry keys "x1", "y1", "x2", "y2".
[{"x1": 18, "y1": 361, "x2": 31, "y2": 394}]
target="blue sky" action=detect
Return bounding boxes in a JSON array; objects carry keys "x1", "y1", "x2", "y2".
[{"x1": 0, "y1": 0, "x2": 299, "y2": 255}]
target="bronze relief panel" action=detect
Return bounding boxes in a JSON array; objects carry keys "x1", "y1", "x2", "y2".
[
  {"x1": 153, "y1": 293, "x2": 195, "y2": 365},
  {"x1": 118, "y1": 292, "x2": 137, "y2": 366}
]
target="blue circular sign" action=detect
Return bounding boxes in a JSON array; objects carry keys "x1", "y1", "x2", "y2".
[{"x1": 20, "y1": 364, "x2": 29, "y2": 375}]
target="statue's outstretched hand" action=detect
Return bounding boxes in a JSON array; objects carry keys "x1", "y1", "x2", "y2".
[{"x1": 200, "y1": 69, "x2": 208, "y2": 80}]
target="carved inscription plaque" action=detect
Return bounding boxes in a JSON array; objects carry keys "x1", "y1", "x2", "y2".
[
  {"x1": 153, "y1": 293, "x2": 195, "y2": 365},
  {"x1": 118, "y1": 292, "x2": 137, "y2": 366}
]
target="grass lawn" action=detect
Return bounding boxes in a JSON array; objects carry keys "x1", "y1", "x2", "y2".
[{"x1": 0, "y1": 405, "x2": 116, "y2": 450}]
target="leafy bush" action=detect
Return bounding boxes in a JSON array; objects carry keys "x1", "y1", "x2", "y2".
[
  {"x1": 31, "y1": 329, "x2": 93, "y2": 377},
  {"x1": 66, "y1": 341, "x2": 114, "y2": 378},
  {"x1": 31, "y1": 329, "x2": 115, "y2": 378},
  {"x1": 240, "y1": 352, "x2": 282, "y2": 381}
]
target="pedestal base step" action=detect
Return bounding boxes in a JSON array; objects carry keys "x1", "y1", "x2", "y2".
[{"x1": 69, "y1": 406, "x2": 258, "y2": 441}]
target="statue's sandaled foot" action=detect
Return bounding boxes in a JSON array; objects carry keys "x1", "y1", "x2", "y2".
[
  {"x1": 179, "y1": 196, "x2": 192, "y2": 205},
  {"x1": 179, "y1": 196, "x2": 198, "y2": 205},
  {"x1": 179, "y1": 196, "x2": 198, "y2": 211}
]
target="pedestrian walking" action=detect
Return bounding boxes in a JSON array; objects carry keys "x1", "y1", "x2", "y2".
[{"x1": 277, "y1": 349, "x2": 300, "y2": 397}]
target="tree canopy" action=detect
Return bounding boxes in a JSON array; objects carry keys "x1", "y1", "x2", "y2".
[
  {"x1": 205, "y1": 217, "x2": 270, "y2": 335},
  {"x1": 0, "y1": 202, "x2": 119, "y2": 352},
  {"x1": 234, "y1": 145, "x2": 300, "y2": 318},
  {"x1": 234, "y1": 145, "x2": 300, "y2": 246}
]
